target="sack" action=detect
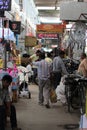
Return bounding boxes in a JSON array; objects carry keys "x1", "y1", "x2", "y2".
[
  {"x1": 50, "y1": 88, "x2": 57, "y2": 103},
  {"x1": 79, "y1": 114, "x2": 87, "y2": 129}
]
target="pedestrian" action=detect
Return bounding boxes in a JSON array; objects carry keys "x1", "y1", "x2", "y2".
[
  {"x1": 52, "y1": 50, "x2": 68, "y2": 89},
  {"x1": 0, "y1": 74, "x2": 21, "y2": 130},
  {"x1": 30, "y1": 50, "x2": 42, "y2": 85},
  {"x1": 78, "y1": 53, "x2": 87, "y2": 77},
  {"x1": 33, "y1": 52, "x2": 51, "y2": 108},
  {"x1": 45, "y1": 52, "x2": 52, "y2": 63},
  {"x1": 26, "y1": 61, "x2": 33, "y2": 83}
]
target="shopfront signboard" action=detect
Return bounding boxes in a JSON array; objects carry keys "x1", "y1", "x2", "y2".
[
  {"x1": 36, "y1": 24, "x2": 66, "y2": 33},
  {"x1": 37, "y1": 33, "x2": 59, "y2": 39}
]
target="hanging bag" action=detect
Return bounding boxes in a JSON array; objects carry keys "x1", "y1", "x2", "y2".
[{"x1": 50, "y1": 88, "x2": 57, "y2": 103}]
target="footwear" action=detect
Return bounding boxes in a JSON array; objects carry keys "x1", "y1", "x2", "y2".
[
  {"x1": 62, "y1": 102, "x2": 67, "y2": 106},
  {"x1": 45, "y1": 104, "x2": 50, "y2": 109},
  {"x1": 12, "y1": 127, "x2": 22, "y2": 130},
  {"x1": 38, "y1": 102, "x2": 43, "y2": 106}
]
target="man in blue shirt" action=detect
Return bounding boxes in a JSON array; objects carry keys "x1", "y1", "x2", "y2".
[{"x1": 52, "y1": 50, "x2": 68, "y2": 89}]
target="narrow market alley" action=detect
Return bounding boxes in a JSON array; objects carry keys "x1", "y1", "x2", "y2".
[{"x1": 7, "y1": 84, "x2": 80, "y2": 130}]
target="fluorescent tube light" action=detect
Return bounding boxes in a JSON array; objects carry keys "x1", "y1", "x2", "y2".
[{"x1": 37, "y1": 6, "x2": 60, "y2": 10}]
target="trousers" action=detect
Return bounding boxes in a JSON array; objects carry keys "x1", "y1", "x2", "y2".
[
  {"x1": 0, "y1": 104, "x2": 17, "y2": 130},
  {"x1": 38, "y1": 78, "x2": 50, "y2": 104},
  {"x1": 53, "y1": 72, "x2": 61, "y2": 89}
]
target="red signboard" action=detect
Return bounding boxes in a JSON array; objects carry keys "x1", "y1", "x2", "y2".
[{"x1": 37, "y1": 33, "x2": 58, "y2": 39}]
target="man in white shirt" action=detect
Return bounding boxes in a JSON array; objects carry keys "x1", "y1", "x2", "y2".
[{"x1": 26, "y1": 62, "x2": 33, "y2": 83}]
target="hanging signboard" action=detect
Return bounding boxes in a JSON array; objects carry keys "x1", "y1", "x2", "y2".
[
  {"x1": 36, "y1": 24, "x2": 66, "y2": 33},
  {"x1": 37, "y1": 33, "x2": 59, "y2": 39},
  {"x1": 0, "y1": 0, "x2": 11, "y2": 11},
  {"x1": 9, "y1": 21, "x2": 21, "y2": 34},
  {"x1": 25, "y1": 36, "x2": 37, "y2": 47}
]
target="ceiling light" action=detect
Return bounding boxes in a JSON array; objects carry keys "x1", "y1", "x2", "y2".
[
  {"x1": 36, "y1": 6, "x2": 60, "y2": 10},
  {"x1": 39, "y1": 17, "x2": 62, "y2": 24}
]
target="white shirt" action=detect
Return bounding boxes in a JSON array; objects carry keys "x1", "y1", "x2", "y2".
[{"x1": 26, "y1": 64, "x2": 33, "y2": 77}]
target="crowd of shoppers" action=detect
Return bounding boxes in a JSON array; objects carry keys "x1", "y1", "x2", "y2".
[
  {"x1": 30, "y1": 49, "x2": 68, "y2": 108},
  {"x1": 30, "y1": 49, "x2": 87, "y2": 109},
  {"x1": 1, "y1": 47, "x2": 87, "y2": 129}
]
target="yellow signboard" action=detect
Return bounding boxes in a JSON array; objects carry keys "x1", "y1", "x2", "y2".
[{"x1": 25, "y1": 36, "x2": 37, "y2": 47}]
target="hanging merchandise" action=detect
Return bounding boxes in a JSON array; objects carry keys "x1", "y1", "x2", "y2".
[
  {"x1": 15, "y1": 54, "x2": 21, "y2": 65},
  {"x1": 79, "y1": 114, "x2": 87, "y2": 129},
  {"x1": 64, "y1": 21, "x2": 87, "y2": 59},
  {"x1": 0, "y1": 27, "x2": 15, "y2": 41},
  {"x1": 70, "y1": 21, "x2": 87, "y2": 45},
  {"x1": 0, "y1": 58, "x2": 3, "y2": 68},
  {"x1": 0, "y1": 44, "x2": 4, "y2": 68}
]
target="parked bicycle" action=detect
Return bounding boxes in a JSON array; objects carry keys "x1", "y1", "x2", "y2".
[{"x1": 65, "y1": 74, "x2": 87, "y2": 113}]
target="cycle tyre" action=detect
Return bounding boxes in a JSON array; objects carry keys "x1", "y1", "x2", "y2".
[
  {"x1": 71, "y1": 96, "x2": 80, "y2": 109},
  {"x1": 65, "y1": 85, "x2": 71, "y2": 112}
]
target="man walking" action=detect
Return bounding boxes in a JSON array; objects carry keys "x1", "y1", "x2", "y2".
[
  {"x1": 33, "y1": 52, "x2": 51, "y2": 108},
  {"x1": 52, "y1": 50, "x2": 68, "y2": 89}
]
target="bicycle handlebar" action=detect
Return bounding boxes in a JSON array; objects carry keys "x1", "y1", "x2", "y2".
[
  {"x1": 75, "y1": 77, "x2": 87, "y2": 83},
  {"x1": 65, "y1": 74, "x2": 87, "y2": 85}
]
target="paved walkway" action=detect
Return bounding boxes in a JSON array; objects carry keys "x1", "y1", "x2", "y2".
[{"x1": 6, "y1": 84, "x2": 80, "y2": 130}]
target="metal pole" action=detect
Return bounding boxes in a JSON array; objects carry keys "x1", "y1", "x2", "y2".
[
  {"x1": 2, "y1": 16, "x2": 7, "y2": 70},
  {"x1": 3, "y1": 39, "x2": 7, "y2": 71},
  {"x1": 2, "y1": 16, "x2": 9, "y2": 70}
]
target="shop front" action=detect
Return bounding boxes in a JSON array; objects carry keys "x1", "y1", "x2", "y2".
[{"x1": 36, "y1": 23, "x2": 66, "y2": 51}]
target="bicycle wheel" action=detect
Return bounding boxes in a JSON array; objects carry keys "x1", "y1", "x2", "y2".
[
  {"x1": 65, "y1": 85, "x2": 71, "y2": 112},
  {"x1": 71, "y1": 85, "x2": 85, "y2": 112},
  {"x1": 71, "y1": 96, "x2": 80, "y2": 109},
  {"x1": 71, "y1": 87, "x2": 80, "y2": 109},
  {"x1": 80, "y1": 86, "x2": 86, "y2": 114}
]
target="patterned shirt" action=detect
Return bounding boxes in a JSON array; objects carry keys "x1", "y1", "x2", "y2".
[
  {"x1": 33, "y1": 59, "x2": 51, "y2": 80},
  {"x1": 0, "y1": 81, "x2": 11, "y2": 105}
]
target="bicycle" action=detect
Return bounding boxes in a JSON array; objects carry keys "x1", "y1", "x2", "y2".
[{"x1": 65, "y1": 74, "x2": 87, "y2": 113}]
